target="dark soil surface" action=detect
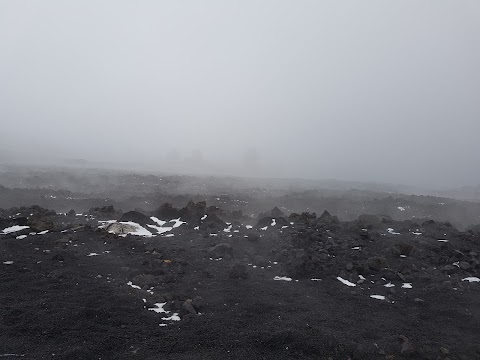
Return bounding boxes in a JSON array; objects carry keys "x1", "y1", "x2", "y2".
[{"x1": 1, "y1": 201, "x2": 480, "y2": 359}]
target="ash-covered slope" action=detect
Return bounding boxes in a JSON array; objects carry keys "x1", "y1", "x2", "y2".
[{"x1": 1, "y1": 202, "x2": 479, "y2": 359}]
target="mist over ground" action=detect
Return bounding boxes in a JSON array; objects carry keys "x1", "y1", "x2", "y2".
[{"x1": 1, "y1": 1, "x2": 479, "y2": 188}]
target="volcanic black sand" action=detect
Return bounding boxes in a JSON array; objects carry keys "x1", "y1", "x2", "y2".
[{"x1": 1, "y1": 199, "x2": 479, "y2": 360}]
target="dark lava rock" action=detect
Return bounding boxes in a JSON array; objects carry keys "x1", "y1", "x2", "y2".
[
  {"x1": 357, "y1": 214, "x2": 392, "y2": 229},
  {"x1": 366, "y1": 257, "x2": 387, "y2": 272},
  {"x1": 255, "y1": 216, "x2": 289, "y2": 229},
  {"x1": 258, "y1": 206, "x2": 285, "y2": 219},
  {"x1": 119, "y1": 211, "x2": 151, "y2": 227},
  {"x1": 393, "y1": 242, "x2": 415, "y2": 256},
  {"x1": 28, "y1": 219, "x2": 54, "y2": 232},
  {"x1": 88, "y1": 205, "x2": 118, "y2": 217},
  {"x1": 0, "y1": 216, "x2": 29, "y2": 229},
  {"x1": 459, "y1": 261, "x2": 471, "y2": 270},
  {"x1": 153, "y1": 203, "x2": 181, "y2": 220},
  {"x1": 289, "y1": 212, "x2": 316, "y2": 223},
  {"x1": 229, "y1": 263, "x2": 248, "y2": 279},
  {"x1": 203, "y1": 214, "x2": 226, "y2": 231},
  {"x1": 209, "y1": 243, "x2": 234, "y2": 258},
  {"x1": 400, "y1": 335, "x2": 416, "y2": 355},
  {"x1": 192, "y1": 296, "x2": 204, "y2": 311},
  {"x1": 182, "y1": 299, "x2": 197, "y2": 315},
  {"x1": 317, "y1": 210, "x2": 340, "y2": 225},
  {"x1": 182, "y1": 201, "x2": 207, "y2": 223}
]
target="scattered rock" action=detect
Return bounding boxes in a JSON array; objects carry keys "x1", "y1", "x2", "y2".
[{"x1": 209, "y1": 243, "x2": 234, "y2": 259}]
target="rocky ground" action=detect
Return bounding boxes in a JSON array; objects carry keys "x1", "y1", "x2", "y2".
[{"x1": 1, "y1": 198, "x2": 480, "y2": 359}]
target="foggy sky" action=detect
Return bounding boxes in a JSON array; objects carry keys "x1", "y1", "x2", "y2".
[{"x1": 1, "y1": 1, "x2": 479, "y2": 188}]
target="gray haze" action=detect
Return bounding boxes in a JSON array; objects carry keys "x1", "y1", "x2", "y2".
[{"x1": 1, "y1": 1, "x2": 479, "y2": 188}]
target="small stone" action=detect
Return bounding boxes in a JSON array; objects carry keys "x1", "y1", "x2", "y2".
[
  {"x1": 440, "y1": 347, "x2": 450, "y2": 355},
  {"x1": 459, "y1": 261, "x2": 471, "y2": 270},
  {"x1": 182, "y1": 299, "x2": 197, "y2": 315},
  {"x1": 400, "y1": 335, "x2": 415, "y2": 355},
  {"x1": 345, "y1": 262, "x2": 354, "y2": 271},
  {"x1": 192, "y1": 296, "x2": 204, "y2": 311}
]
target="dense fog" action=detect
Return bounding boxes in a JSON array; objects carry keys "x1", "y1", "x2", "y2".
[{"x1": 1, "y1": 1, "x2": 479, "y2": 188}]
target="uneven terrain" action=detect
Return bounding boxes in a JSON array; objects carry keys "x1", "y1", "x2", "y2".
[{"x1": 1, "y1": 169, "x2": 479, "y2": 359}]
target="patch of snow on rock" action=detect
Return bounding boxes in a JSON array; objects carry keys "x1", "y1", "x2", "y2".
[
  {"x1": 150, "y1": 217, "x2": 166, "y2": 226},
  {"x1": 387, "y1": 228, "x2": 400, "y2": 235},
  {"x1": 274, "y1": 276, "x2": 292, "y2": 281},
  {"x1": 162, "y1": 313, "x2": 181, "y2": 321},
  {"x1": 462, "y1": 277, "x2": 480, "y2": 283},
  {"x1": 1, "y1": 226, "x2": 30, "y2": 234},
  {"x1": 370, "y1": 295, "x2": 386, "y2": 300},
  {"x1": 337, "y1": 276, "x2": 356, "y2": 287},
  {"x1": 148, "y1": 302, "x2": 168, "y2": 313},
  {"x1": 127, "y1": 281, "x2": 141, "y2": 290},
  {"x1": 170, "y1": 218, "x2": 186, "y2": 228}
]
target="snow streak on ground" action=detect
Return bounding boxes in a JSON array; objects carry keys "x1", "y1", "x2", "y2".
[{"x1": 1, "y1": 226, "x2": 30, "y2": 234}]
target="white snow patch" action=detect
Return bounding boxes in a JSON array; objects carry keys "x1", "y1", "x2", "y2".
[
  {"x1": 370, "y1": 295, "x2": 386, "y2": 300},
  {"x1": 387, "y1": 228, "x2": 400, "y2": 235},
  {"x1": 209, "y1": 233, "x2": 217, "y2": 236},
  {"x1": 150, "y1": 217, "x2": 166, "y2": 226},
  {"x1": 194, "y1": 226, "x2": 199, "y2": 230},
  {"x1": 148, "y1": 302, "x2": 168, "y2": 313},
  {"x1": 147, "y1": 224, "x2": 173, "y2": 234},
  {"x1": 352, "y1": 246, "x2": 361, "y2": 250},
  {"x1": 87, "y1": 253, "x2": 99, "y2": 256},
  {"x1": 402, "y1": 283, "x2": 412, "y2": 289},
  {"x1": 170, "y1": 218, "x2": 186, "y2": 228},
  {"x1": 245, "y1": 225, "x2": 253, "y2": 229},
  {"x1": 16, "y1": 235, "x2": 27, "y2": 240},
  {"x1": 274, "y1": 276, "x2": 292, "y2": 281},
  {"x1": 1, "y1": 226, "x2": 30, "y2": 234},
  {"x1": 462, "y1": 277, "x2": 480, "y2": 283},
  {"x1": 201, "y1": 215, "x2": 207, "y2": 220},
  {"x1": 163, "y1": 234, "x2": 175, "y2": 238},
  {"x1": 223, "y1": 225, "x2": 232, "y2": 233},
  {"x1": 397, "y1": 206, "x2": 406, "y2": 211},
  {"x1": 311, "y1": 278, "x2": 321, "y2": 281},
  {"x1": 438, "y1": 239, "x2": 449, "y2": 242},
  {"x1": 336, "y1": 277, "x2": 356, "y2": 287},
  {"x1": 281, "y1": 226, "x2": 288, "y2": 229},
  {"x1": 412, "y1": 232, "x2": 422, "y2": 235},
  {"x1": 37, "y1": 230, "x2": 49, "y2": 235},
  {"x1": 127, "y1": 281, "x2": 141, "y2": 290},
  {"x1": 260, "y1": 226, "x2": 268, "y2": 231},
  {"x1": 3, "y1": 261, "x2": 14, "y2": 265},
  {"x1": 271, "y1": 219, "x2": 276, "y2": 226},
  {"x1": 119, "y1": 222, "x2": 154, "y2": 237},
  {"x1": 384, "y1": 282, "x2": 395, "y2": 288},
  {"x1": 162, "y1": 313, "x2": 181, "y2": 321}
]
